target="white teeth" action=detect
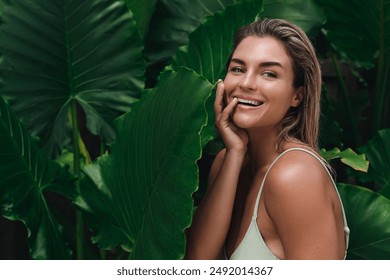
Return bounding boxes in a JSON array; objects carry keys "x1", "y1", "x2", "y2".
[{"x1": 237, "y1": 98, "x2": 262, "y2": 106}]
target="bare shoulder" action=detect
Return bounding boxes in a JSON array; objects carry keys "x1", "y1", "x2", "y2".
[
  {"x1": 262, "y1": 149, "x2": 344, "y2": 259},
  {"x1": 264, "y1": 149, "x2": 332, "y2": 207}
]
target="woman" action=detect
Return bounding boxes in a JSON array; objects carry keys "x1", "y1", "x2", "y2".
[{"x1": 186, "y1": 18, "x2": 349, "y2": 260}]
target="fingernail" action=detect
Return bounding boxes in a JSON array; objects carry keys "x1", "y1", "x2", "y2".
[{"x1": 213, "y1": 79, "x2": 223, "y2": 89}]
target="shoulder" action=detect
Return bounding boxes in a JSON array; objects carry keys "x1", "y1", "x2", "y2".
[
  {"x1": 263, "y1": 149, "x2": 332, "y2": 211},
  {"x1": 269, "y1": 149, "x2": 330, "y2": 189}
]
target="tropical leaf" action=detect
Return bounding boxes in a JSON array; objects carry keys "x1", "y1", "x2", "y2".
[
  {"x1": 358, "y1": 129, "x2": 390, "y2": 198},
  {"x1": 320, "y1": 147, "x2": 369, "y2": 172},
  {"x1": 0, "y1": 94, "x2": 75, "y2": 259},
  {"x1": 144, "y1": 0, "x2": 248, "y2": 65},
  {"x1": 315, "y1": 0, "x2": 390, "y2": 132},
  {"x1": 315, "y1": 0, "x2": 388, "y2": 68},
  {"x1": 75, "y1": 68, "x2": 213, "y2": 259},
  {"x1": 261, "y1": 0, "x2": 325, "y2": 35},
  {"x1": 338, "y1": 184, "x2": 390, "y2": 259},
  {"x1": 0, "y1": 0, "x2": 145, "y2": 157},
  {"x1": 123, "y1": 0, "x2": 158, "y2": 37},
  {"x1": 172, "y1": 0, "x2": 262, "y2": 83},
  {"x1": 319, "y1": 87, "x2": 343, "y2": 149},
  {"x1": 172, "y1": 0, "x2": 262, "y2": 147}
]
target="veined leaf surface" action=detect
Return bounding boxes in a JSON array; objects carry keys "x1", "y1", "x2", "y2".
[
  {"x1": 0, "y1": 95, "x2": 75, "y2": 259},
  {"x1": 0, "y1": 0, "x2": 145, "y2": 156},
  {"x1": 75, "y1": 68, "x2": 212, "y2": 259}
]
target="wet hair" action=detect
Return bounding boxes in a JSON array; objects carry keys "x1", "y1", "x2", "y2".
[{"x1": 227, "y1": 18, "x2": 322, "y2": 151}]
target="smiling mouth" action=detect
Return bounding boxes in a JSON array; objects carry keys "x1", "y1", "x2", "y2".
[{"x1": 237, "y1": 98, "x2": 263, "y2": 107}]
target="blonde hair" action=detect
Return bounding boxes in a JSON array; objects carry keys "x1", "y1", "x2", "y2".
[{"x1": 227, "y1": 18, "x2": 322, "y2": 151}]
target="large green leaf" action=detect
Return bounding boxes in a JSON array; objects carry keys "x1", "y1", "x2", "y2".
[
  {"x1": 172, "y1": 0, "x2": 262, "y2": 147},
  {"x1": 123, "y1": 0, "x2": 158, "y2": 37},
  {"x1": 172, "y1": 0, "x2": 262, "y2": 83},
  {"x1": 315, "y1": 0, "x2": 390, "y2": 132},
  {"x1": 261, "y1": 0, "x2": 325, "y2": 35},
  {"x1": 144, "y1": 0, "x2": 248, "y2": 65},
  {"x1": 0, "y1": 0, "x2": 145, "y2": 157},
  {"x1": 338, "y1": 184, "x2": 390, "y2": 259},
  {"x1": 315, "y1": 0, "x2": 389, "y2": 68},
  {"x1": 0, "y1": 94, "x2": 75, "y2": 259},
  {"x1": 357, "y1": 129, "x2": 390, "y2": 198},
  {"x1": 75, "y1": 68, "x2": 213, "y2": 259}
]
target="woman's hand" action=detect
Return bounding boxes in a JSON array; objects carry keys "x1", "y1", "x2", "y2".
[{"x1": 214, "y1": 80, "x2": 248, "y2": 152}]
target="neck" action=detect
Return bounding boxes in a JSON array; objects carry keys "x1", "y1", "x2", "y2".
[{"x1": 246, "y1": 127, "x2": 281, "y2": 172}]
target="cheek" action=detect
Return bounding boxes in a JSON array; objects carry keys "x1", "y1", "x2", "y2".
[
  {"x1": 222, "y1": 76, "x2": 236, "y2": 99},
  {"x1": 223, "y1": 74, "x2": 235, "y2": 90}
]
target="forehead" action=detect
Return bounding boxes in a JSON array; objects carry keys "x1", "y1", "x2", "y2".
[{"x1": 232, "y1": 36, "x2": 292, "y2": 67}]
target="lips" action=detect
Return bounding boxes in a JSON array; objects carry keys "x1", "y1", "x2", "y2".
[{"x1": 236, "y1": 97, "x2": 263, "y2": 107}]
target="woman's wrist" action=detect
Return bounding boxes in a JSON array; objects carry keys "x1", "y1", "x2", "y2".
[{"x1": 225, "y1": 147, "x2": 247, "y2": 158}]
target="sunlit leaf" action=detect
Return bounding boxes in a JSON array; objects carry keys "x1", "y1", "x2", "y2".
[{"x1": 321, "y1": 147, "x2": 369, "y2": 172}]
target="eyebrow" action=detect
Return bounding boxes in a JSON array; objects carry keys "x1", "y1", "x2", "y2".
[{"x1": 230, "y1": 58, "x2": 284, "y2": 68}]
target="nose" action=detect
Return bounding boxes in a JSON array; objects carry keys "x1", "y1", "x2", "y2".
[{"x1": 239, "y1": 71, "x2": 257, "y2": 91}]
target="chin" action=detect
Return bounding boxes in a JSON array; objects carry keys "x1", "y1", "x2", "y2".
[{"x1": 231, "y1": 114, "x2": 256, "y2": 129}]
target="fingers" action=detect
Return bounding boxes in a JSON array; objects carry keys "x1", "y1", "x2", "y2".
[
  {"x1": 214, "y1": 79, "x2": 225, "y2": 117},
  {"x1": 220, "y1": 97, "x2": 238, "y2": 121},
  {"x1": 214, "y1": 79, "x2": 237, "y2": 115}
]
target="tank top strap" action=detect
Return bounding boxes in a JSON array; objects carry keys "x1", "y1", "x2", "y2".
[
  {"x1": 251, "y1": 147, "x2": 350, "y2": 255},
  {"x1": 252, "y1": 147, "x2": 338, "y2": 219},
  {"x1": 252, "y1": 148, "x2": 302, "y2": 218}
]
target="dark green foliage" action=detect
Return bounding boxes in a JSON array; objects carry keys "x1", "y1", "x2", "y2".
[
  {"x1": 0, "y1": 95, "x2": 75, "y2": 259},
  {"x1": 0, "y1": 0, "x2": 389, "y2": 260}
]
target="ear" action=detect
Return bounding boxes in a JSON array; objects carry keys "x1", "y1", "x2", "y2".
[{"x1": 291, "y1": 87, "x2": 303, "y2": 107}]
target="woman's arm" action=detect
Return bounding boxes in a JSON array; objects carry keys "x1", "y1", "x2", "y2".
[
  {"x1": 264, "y1": 151, "x2": 344, "y2": 259},
  {"x1": 185, "y1": 81, "x2": 248, "y2": 259},
  {"x1": 186, "y1": 148, "x2": 245, "y2": 259}
]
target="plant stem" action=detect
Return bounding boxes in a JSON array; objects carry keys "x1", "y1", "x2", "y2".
[
  {"x1": 331, "y1": 55, "x2": 361, "y2": 147},
  {"x1": 71, "y1": 99, "x2": 84, "y2": 259},
  {"x1": 371, "y1": 0, "x2": 390, "y2": 135}
]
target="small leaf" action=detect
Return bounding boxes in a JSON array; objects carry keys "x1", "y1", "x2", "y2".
[{"x1": 321, "y1": 147, "x2": 369, "y2": 172}]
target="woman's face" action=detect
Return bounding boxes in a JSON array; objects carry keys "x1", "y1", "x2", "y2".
[{"x1": 224, "y1": 36, "x2": 302, "y2": 131}]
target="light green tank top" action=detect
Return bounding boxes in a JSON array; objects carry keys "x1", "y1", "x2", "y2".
[{"x1": 229, "y1": 148, "x2": 350, "y2": 260}]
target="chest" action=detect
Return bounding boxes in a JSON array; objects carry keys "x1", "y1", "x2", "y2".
[{"x1": 225, "y1": 168, "x2": 273, "y2": 256}]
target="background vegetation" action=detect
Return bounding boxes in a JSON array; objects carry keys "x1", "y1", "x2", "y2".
[{"x1": 0, "y1": 0, "x2": 389, "y2": 259}]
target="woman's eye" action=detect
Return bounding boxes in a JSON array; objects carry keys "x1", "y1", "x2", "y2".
[
  {"x1": 230, "y1": 67, "x2": 244, "y2": 73},
  {"x1": 263, "y1": 71, "x2": 277, "y2": 78}
]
